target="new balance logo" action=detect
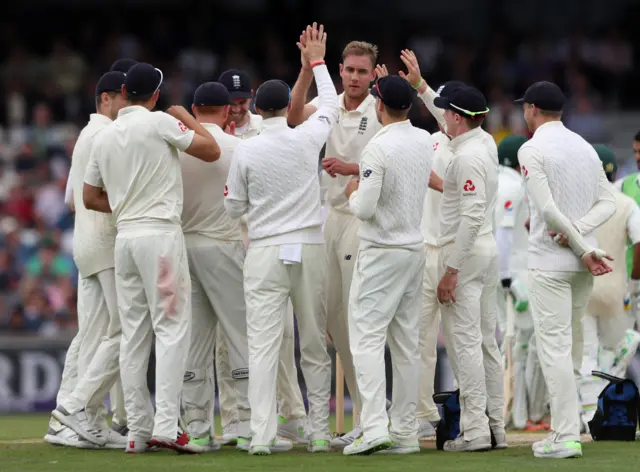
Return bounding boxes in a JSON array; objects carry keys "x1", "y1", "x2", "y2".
[
  {"x1": 232, "y1": 75, "x2": 241, "y2": 89},
  {"x1": 344, "y1": 255, "x2": 352, "y2": 261},
  {"x1": 358, "y1": 117, "x2": 368, "y2": 134}
]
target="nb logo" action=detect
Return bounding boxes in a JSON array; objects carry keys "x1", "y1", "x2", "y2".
[
  {"x1": 463, "y1": 180, "x2": 475, "y2": 192},
  {"x1": 232, "y1": 75, "x2": 241, "y2": 89},
  {"x1": 317, "y1": 115, "x2": 331, "y2": 126},
  {"x1": 183, "y1": 371, "x2": 196, "y2": 382},
  {"x1": 344, "y1": 255, "x2": 352, "y2": 261},
  {"x1": 362, "y1": 169, "x2": 372, "y2": 178}
]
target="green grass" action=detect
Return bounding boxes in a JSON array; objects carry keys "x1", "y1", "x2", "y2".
[{"x1": 2, "y1": 413, "x2": 640, "y2": 472}]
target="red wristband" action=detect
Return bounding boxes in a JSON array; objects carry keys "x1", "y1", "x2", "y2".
[{"x1": 310, "y1": 60, "x2": 325, "y2": 68}]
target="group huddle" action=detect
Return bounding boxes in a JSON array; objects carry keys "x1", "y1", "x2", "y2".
[{"x1": 42, "y1": 22, "x2": 633, "y2": 459}]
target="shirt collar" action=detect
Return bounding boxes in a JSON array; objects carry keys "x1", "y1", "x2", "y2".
[
  {"x1": 89, "y1": 113, "x2": 113, "y2": 125},
  {"x1": 339, "y1": 92, "x2": 375, "y2": 114},
  {"x1": 534, "y1": 120, "x2": 564, "y2": 134},
  {"x1": 260, "y1": 116, "x2": 288, "y2": 131},
  {"x1": 449, "y1": 127, "x2": 483, "y2": 152},
  {"x1": 118, "y1": 105, "x2": 150, "y2": 117}
]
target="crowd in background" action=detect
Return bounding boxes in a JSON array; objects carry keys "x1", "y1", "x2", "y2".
[{"x1": 0, "y1": 17, "x2": 637, "y2": 334}]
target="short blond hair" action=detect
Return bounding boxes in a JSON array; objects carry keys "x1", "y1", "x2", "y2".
[{"x1": 342, "y1": 41, "x2": 378, "y2": 67}]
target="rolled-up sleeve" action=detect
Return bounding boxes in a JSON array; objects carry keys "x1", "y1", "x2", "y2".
[
  {"x1": 224, "y1": 144, "x2": 249, "y2": 219},
  {"x1": 349, "y1": 143, "x2": 385, "y2": 220},
  {"x1": 419, "y1": 86, "x2": 446, "y2": 130},
  {"x1": 84, "y1": 148, "x2": 103, "y2": 188}
]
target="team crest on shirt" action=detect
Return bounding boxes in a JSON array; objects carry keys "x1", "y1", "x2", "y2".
[{"x1": 358, "y1": 117, "x2": 368, "y2": 134}]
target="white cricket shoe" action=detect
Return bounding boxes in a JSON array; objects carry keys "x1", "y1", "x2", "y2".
[
  {"x1": 44, "y1": 418, "x2": 99, "y2": 449},
  {"x1": 239, "y1": 437, "x2": 293, "y2": 454},
  {"x1": 492, "y1": 428, "x2": 508, "y2": 449},
  {"x1": 443, "y1": 435, "x2": 492, "y2": 452},
  {"x1": 277, "y1": 416, "x2": 309, "y2": 444},
  {"x1": 532, "y1": 433, "x2": 582, "y2": 459},
  {"x1": 221, "y1": 421, "x2": 238, "y2": 445},
  {"x1": 375, "y1": 443, "x2": 420, "y2": 454},
  {"x1": 307, "y1": 439, "x2": 331, "y2": 453},
  {"x1": 417, "y1": 419, "x2": 438, "y2": 439},
  {"x1": 51, "y1": 407, "x2": 107, "y2": 446},
  {"x1": 99, "y1": 428, "x2": 128, "y2": 450},
  {"x1": 330, "y1": 423, "x2": 362, "y2": 449},
  {"x1": 343, "y1": 436, "x2": 393, "y2": 455}
]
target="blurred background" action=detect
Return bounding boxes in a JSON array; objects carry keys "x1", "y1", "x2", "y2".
[{"x1": 1, "y1": 0, "x2": 640, "y2": 410}]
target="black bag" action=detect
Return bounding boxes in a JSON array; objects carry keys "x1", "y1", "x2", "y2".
[
  {"x1": 433, "y1": 390, "x2": 461, "y2": 450},
  {"x1": 588, "y1": 371, "x2": 639, "y2": 441}
]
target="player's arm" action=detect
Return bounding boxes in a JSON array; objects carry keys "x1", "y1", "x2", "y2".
[
  {"x1": 572, "y1": 167, "x2": 617, "y2": 235},
  {"x1": 347, "y1": 144, "x2": 385, "y2": 220},
  {"x1": 518, "y1": 146, "x2": 593, "y2": 257},
  {"x1": 429, "y1": 171, "x2": 443, "y2": 193},
  {"x1": 224, "y1": 145, "x2": 249, "y2": 219},
  {"x1": 163, "y1": 106, "x2": 221, "y2": 162},
  {"x1": 82, "y1": 151, "x2": 111, "y2": 214},
  {"x1": 445, "y1": 154, "x2": 487, "y2": 271},
  {"x1": 64, "y1": 165, "x2": 75, "y2": 212}
]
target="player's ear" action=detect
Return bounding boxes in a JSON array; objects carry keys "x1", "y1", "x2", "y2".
[
  {"x1": 339, "y1": 63, "x2": 344, "y2": 75},
  {"x1": 287, "y1": 102, "x2": 293, "y2": 113},
  {"x1": 191, "y1": 104, "x2": 197, "y2": 117}
]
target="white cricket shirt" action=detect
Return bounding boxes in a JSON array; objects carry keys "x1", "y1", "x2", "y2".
[
  {"x1": 224, "y1": 64, "x2": 338, "y2": 247},
  {"x1": 84, "y1": 106, "x2": 195, "y2": 232},
  {"x1": 235, "y1": 113, "x2": 263, "y2": 139},
  {"x1": 70, "y1": 113, "x2": 116, "y2": 277},
  {"x1": 518, "y1": 121, "x2": 616, "y2": 271},
  {"x1": 421, "y1": 131, "x2": 452, "y2": 246},
  {"x1": 310, "y1": 92, "x2": 381, "y2": 213},
  {"x1": 438, "y1": 127, "x2": 499, "y2": 270},
  {"x1": 495, "y1": 165, "x2": 524, "y2": 279},
  {"x1": 181, "y1": 123, "x2": 243, "y2": 242},
  {"x1": 349, "y1": 120, "x2": 433, "y2": 250}
]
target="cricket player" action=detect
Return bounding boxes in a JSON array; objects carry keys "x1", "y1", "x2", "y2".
[
  {"x1": 288, "y1": 36, "x2": 382, "y2": 447},
  {"x1": 224, "y1": 23, "x2": 334, "y2": 455},
  {"x1": 179, "y1": 81, "x2": 256, "y2": 452},
  {"x1": 217, "y1": 68, "x2": 308, "y2": 445},
  {"x1": 579, "y1": 144, "x2": 640, "y2": 424},
  {"x1": 514, "y1": 81, "x2": 616, "y2": 458},
  {"x1": 110, "y1": 58, "x2": 138, "y2": 73},
  {"x1": 343, "y1": 75, "x2": 433, "y2": 455},
  {"x1": 77, "y1": 63, "x2": 221, "y2": 453},
  {"x1": 495, "y1": 136, "x2": 549, "y2": 432},
  {"x1": 434, "y1": 85, "x2": 507, "y2": 452},
  {"x1": 47, "y1": 71, "x2": 129, "y2": 450}
]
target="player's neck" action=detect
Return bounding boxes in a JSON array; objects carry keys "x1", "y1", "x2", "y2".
[
  {"x1": 343, "y1": 93, "x2": 367, "y2": 112},
  {"x1": 532, "y1": 117, "x2": 561, "y2": 134},
  {"x1": 381, "y1": 115, "x2": 408, "y2": 127},
  {"x1": 197, "y1": 115, "x2": 226, "y2": 129}
]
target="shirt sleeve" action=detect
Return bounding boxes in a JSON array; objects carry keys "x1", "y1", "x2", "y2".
[
  {"x1": 83, "y1": 147, "x2": 103, "y2": 188},
  {"x1": 446, "y1": 153, "x2": 489, "y2": 270},
  {"x1": 295, "y1": 65, "x2": 339, "y2": 151},
  {"x1": 64, "y1": 166, "x2": 74, "y2": 205},
  {"x1": 627, "y1": 203, "x2": 640, "y2": 245},
  {"x1": 224, "y1": 144, "x2": 249, "y2": 219},
  {"x1": 155, "y1": 112, "x2": 196, "y2": 152},
  {"x1": 419, "y1": 86, "x2": 446, "y2": 130},
  {"x1": 348, "y1": 143, "x2": 385, "y2": 220},
  {"x1": 572, "y1": 166, "x2": 617, "y2": 236},
  {"x1": 518, "y1": 145, "x2": 593, "y2": 257}
]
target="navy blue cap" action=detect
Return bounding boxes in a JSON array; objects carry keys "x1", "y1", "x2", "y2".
[
  {"x1": 254, "y1": 80, "x2": 290, "y2": 111},
  {"x1": 219, "y1": 69, "x2": 252, "y2": 99},
  {"x1": 124, "y1": 63, "x2": 163, "y2": 100},
  {"x1": 109, "y1": 58, "x2": 138, "y2": 74},
  {"x1": 435, "y1": 80, "x2": 466, "y2": 99},
  {"x1": 370, "y1": 76, "x2": 414, "y2": 110},
  {"x1": 514, "y1": 81, "x2": 566, "y2": 112},
  {"x1": 95, "y1": 71, "x2": 126, "y2": 96},
  {"x1": 434, "y1": 85, "x2": 489, "y2": 120},
  {"x1": 193, "y1": 82, "x2": 232, "y2": 106}
]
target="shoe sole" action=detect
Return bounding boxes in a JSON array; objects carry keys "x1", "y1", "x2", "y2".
[
  {"x1": 376, "y1": 447, "x2": 420, "y2": 454},
  {"x1": 44, "y1": 434, "x2": 100, "y2": 449},
  {"x1": 534, "y1": 451, "x2": 582, "y2": 459},
  {"x1": 148, "y1": 438, "x2": 201, "y2": 454},
  {"x1": 50, "y1": 410, "x2": 106, "y2": 446},
  {"x1": 444, "y1": 443, "x2": 492, "y2": 452},
  {"x1": 345, "y1": 441, "x2": 393, "y2": 456}
]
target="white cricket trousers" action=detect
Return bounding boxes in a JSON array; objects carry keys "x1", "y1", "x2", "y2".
[
  {"x1": 440, "y1": 234, "x2": 504, "y2": 441},
  {"x1": 115, "y1": 225, "x2": 191, "y2": 442},
  {"x1": 529, "y1": 269, "x2": 593, "y2": 442},
  {"x1": 61, "y1": 268, "x2": 126, "y2": 427},
  {"x1": 181, "y1": 238, "x2": 250, "y2": 439},
  {"x1": 349, "y1": 246, "x2": 425, "y2": 445},
  {"x1": 244, "y1": 244, "x2": 331, "y2": 446},
  {"x1": 417, "y1": 243, "x2": 442, "y2": 423},
  {"x1": 324, "y1": 208, "x2": 361, "y2": 414}
]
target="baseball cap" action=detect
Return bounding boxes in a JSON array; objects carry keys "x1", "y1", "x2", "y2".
[
  {"x1": 254, "y1": 80, "x2": 290, "y2": 111},
  {"x1": 124, "y1": 63, "x2": 163, "y2": 100},
  {"x1": 593, "y1": 144, "x2": 617, "y2": 176},
  {"x1": 219, "y1": 69, "x2": 252, "y2": 99},
  {"x1": 109, "y1": 58, "x2": 138, "y2": 74},
  {"x1": 95, "y1": 71, "x2": 126, "y2": 96},
  {"x1": 497, "y1": 135, "x2": 528, "y2": 168},
  {"x1": 514, "y1": 81, "x2": 565, "y2": 112},
  {"x1": 370, "y1": 76, "x2": 414, "y2": 110},
  {"x1": 193, "y1": 82, "x2": 232, "y2": 107},
  {"x1": 434, "y1": 85, "x2": 489, "y2": 120},
  {"x1": 435, "y1": 80, "x2": 466, "y2": 99}
]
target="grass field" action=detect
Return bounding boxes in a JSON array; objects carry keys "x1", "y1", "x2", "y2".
[{"x1": 2, "y1": 413, "x2": 640, "y2": 472}]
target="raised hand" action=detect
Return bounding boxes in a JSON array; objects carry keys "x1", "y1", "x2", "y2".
[
  {"x1": 299, "y1": 30, "x2": 311, "y2": 70},
  {"x1": 399, "y1": 49, "x2": 423, "y2": 88},
  {"x1": 375, "y1": 64, "x2": 389, "y2": 79},
  {"x1": 296, "y1": 22, "x2": 327, "y2": 64},
  {"x1": 224, "y1": 121, "x2": 236, "y2": 136}
]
